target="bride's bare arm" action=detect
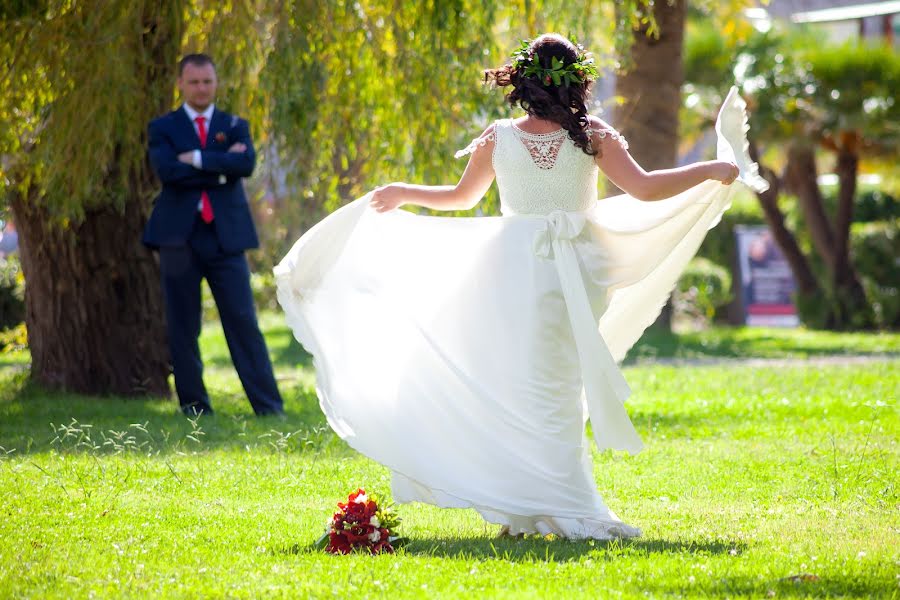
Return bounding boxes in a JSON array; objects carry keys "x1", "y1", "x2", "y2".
[
  {"x1": 590, "y1": 118, "x2": 738, "y2": 202},
  {"x1": 369, "y1": 126, "x2": 496, "y2": 212}
]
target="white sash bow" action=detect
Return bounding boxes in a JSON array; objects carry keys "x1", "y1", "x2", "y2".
[{"x1": 535, "y1": 210, "x2": 644, "y2": 455}]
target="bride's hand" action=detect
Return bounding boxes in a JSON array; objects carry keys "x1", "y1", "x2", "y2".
[
  {"x1": 370, "y1": 184, "x2": 407, "y2": 213},
  {"x1": 708, "y1": 161, "x2": 740, "y2": 185}
]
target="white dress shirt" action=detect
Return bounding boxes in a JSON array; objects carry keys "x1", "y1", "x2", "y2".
[{"x1": 182, "y1": 103, "x2": 215, "y2": 169}]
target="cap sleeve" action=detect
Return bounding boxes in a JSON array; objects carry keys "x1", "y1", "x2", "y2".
[
  {"x1": 589, "y1": 126, "x2": 629, "y2": 151},
  {"x1": 454, "y1": 124, "x2": 497, "y2": 159}
]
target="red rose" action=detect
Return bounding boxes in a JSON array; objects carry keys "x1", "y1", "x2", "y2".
[
  {"x1": 214, "y1": 131, "x2": 227, "y2": 143},
  {"x1": 344, "y1": 525, "x2": 370, "y2": 545},
  {"x1": 327, "y1": 532, "x2": 352, "y2": 554}
]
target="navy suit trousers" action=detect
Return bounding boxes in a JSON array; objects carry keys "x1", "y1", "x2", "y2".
[{"x1": 159, "y1": 216, "x2": 283, "y2": 415}]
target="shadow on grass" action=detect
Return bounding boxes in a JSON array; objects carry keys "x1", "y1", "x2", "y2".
[
  {"x1": 0, "y1": 372, "x2": 351, "y2": 457},
  {"x1": 271, "y1": 336, "x2": 313, "y2": 368},
  {"x1": 399, "y1": 536, "x2": 747, "y2": 562},
  {"x1": 277, "y1": 536, "x2": 747, "y2": 563},
  {"x1": 622, "y1": 328, "x2": 897, "y2": 365}
]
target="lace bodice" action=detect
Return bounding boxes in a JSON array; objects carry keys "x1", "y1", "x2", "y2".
[{"x1": 456, "y1": 119, "x2": 628, "y2": 216}]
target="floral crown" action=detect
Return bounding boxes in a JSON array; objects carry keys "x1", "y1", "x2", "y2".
[{"x1": 509, "y1": 38, "x2": 599, "y2": 87}]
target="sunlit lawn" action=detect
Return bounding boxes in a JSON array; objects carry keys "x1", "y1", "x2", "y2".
[{"x1": 0, "y1": 314, "x2": 897, "y2": 598}]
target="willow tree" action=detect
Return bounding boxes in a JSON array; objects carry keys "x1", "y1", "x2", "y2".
[
  {"x1": 1, "y1": 1, "x2": 186, "y2": 395},
  {"x1": 610, "y1": 1, "x2": 757, "y2": 329},
  {"x1": 607, "y1": 0, "x2": 686, "y2": 330},
  {"x1": 1, "y1": 0, "x2": 274, "y2": 395},
  {"x1": 612, "y1": 1, "x2": 755, "y2": 173},
  {"x1": 256, "y1": 0, "x2": 503, "y2": 260}
]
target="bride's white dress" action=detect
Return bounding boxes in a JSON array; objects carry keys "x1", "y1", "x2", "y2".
[{"x1": 275, "y1": 87, "x2": 768, "y2": 539}]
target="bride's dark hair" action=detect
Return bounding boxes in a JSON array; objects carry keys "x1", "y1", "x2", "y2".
[{"x1": 485, "y1": 34, "x2": 595, "y2": 156}]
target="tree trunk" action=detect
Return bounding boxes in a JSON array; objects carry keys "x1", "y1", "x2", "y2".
[
  {"x1": 11, "y1": 2, "x2": 183, "y2": 395},
  {"x1": 831, "y1": 134, "x2": 872, "y2": 328},
  {"x1": 783, "y1": 142, "x2": 835, "y2": 268},
  {"x1": 613, "y1": 0, "x2": 686, "y2": 330},
  {"x1": 833, "y1": 140, "x2": 858, "y2": 272},
  {"x1": 782, "y1": 138, "x2": 871, "y2": 328},
  {"x1": 749, "y1": 141, "x2": 819, "y2": 296},
  {"x1": 12, "y1": 188, "x2": 170, "y2": 396}
]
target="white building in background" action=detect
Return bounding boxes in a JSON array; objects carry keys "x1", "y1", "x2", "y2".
[{"x1": 749, "y1": 0, "x2": 900, "y2": 46}]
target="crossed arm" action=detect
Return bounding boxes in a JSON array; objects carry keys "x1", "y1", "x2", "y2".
[
  {"x1": 149, "y1": 118, "x2": 257, "y2": 189},
  {"x1": 369, "y1": 118, "x2": 738, "y2": 213},
  {"x1": 187, "y1": 119, "x2": 256, "y2": 178},
  {"x1": 148, "y1": 120, "x2": 225, "y2": 188}
]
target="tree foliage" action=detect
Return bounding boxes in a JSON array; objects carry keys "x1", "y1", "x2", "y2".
[
  {"x1": 253, "y1": 1, "x2": 653, "y2": 263},
  {"x1": 1, "y1": 2, "x2": 183, "y2": 221}
]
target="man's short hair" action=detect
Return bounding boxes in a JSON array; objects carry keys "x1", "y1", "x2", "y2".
[{"x1": 179, "y1": 54, "x2": 216, "y2": 76}]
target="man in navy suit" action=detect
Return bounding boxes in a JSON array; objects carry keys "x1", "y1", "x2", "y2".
[{"x1": 144, "y1": 54, "x2": 283, "y2": 417}]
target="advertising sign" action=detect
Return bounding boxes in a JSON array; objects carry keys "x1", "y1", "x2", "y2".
[{"x1": 735, "y1": 225, "x2": 800, "y2": 327}]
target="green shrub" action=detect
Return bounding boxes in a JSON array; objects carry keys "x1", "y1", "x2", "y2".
[
  {"x1": 854, "y1": 190, "x2": 898, "y2": 223},
  {"x1": 674, "y1": 257, "x2": 733, "y2": 326},
  {"x1": 250, "y1": 270, "x2": 280, "y2": 313},
  {"x1": 851, "y1": 220, "x2": 899, "y2": 328},
  {"x1": 0, "y1": 255, "x2": 25, "y2": 330},
  {"x1": 0, "y1": 321, "x2": 27, "y2": 353},
  {"x1": 695, "y1": 194, "x2": 897, "y2": 328},
  {"x1": 813, "y1": 187, "x2": 898, "y2": 224}
]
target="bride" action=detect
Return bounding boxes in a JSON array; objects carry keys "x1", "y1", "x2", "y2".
[{"x1": 275, "y1": 33, "x2": 768, "y2": 539}]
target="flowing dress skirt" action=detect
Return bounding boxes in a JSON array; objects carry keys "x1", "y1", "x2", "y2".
[{"x1": 275, "y1": 88, "x2": 767, "y2": 538}]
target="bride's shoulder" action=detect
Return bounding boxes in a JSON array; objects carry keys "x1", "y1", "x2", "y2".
[
  {"x1": 586, "y1": 116, "x2": 629, "y2": 152},
  {"x1": 586, "y1": 115, "x2": 611, "y2": 131},
  {"x1": 454, "y1": 121, "x2": 502, "y2": 159}
]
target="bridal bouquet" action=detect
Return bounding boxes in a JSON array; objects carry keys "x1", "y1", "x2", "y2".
[{"x1": 316, "y1": 488, "x2": 403, "y2": 555}]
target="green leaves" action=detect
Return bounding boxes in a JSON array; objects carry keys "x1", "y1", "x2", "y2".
[
  {"x1": 509, "y1": 38, "x2": 600, "y2": 88},
  {"x1": 686, "y1": 24, "x2": 900, "y2": 153}
]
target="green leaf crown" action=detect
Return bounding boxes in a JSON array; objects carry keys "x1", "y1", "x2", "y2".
[{"x1": 509, "y1": 39, "x2": 599, "y2": 87}]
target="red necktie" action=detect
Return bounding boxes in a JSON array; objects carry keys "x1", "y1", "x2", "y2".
[{"x1": 194, "y1": 115, "x2": 214, "y2": 223}]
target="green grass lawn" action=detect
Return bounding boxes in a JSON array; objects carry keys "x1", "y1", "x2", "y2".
[{"x1": 0, "y1": 315, "x2": 897, "y2": 598}]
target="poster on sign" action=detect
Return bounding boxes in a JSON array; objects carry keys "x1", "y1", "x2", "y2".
[{"x1": 734, "y1": 225, "x2": 800, "y2": 327}]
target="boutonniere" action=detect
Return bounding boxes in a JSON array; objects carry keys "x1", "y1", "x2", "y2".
[{"x1": 214, "y1": 132, "x2": 227, "y2": 144}]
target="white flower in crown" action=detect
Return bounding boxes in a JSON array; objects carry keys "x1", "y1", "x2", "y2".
[
  {"x1": 354, "y1": 493, "x2": 368, "y2": 504},
  {"x1": 369, "y1": 515, "x2": 381, "y2": 527},
  {"x1": 326, "y1": 516, "x2": 335, "y2": 529},
  {"x1": 368, "y1": 529, "x2": 381, "y2": 543}
]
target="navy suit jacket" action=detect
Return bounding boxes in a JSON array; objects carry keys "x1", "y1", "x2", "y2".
[{"x1": 143, "y1": 106, "x2": 260, "y2": 254}]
